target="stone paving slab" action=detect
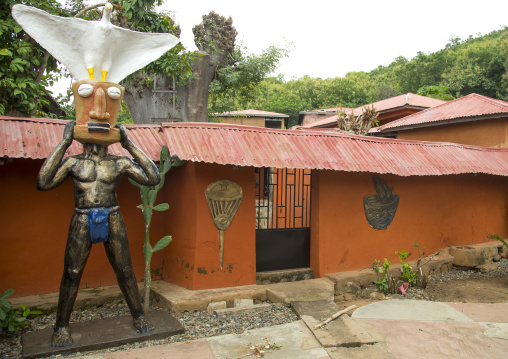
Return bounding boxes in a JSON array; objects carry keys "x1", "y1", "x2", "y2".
[
  {"x1": 352, "y1": 299, "x2": 474, "y2": 322},
  {"x1": 21, "y1": 310, "x2": 183, "y2": 359},
  {"x1": 101, "y1": 339, "x2": 215, "y2": 359},
  {"x1": 264, "y1": 278, "x2": 334, "y2": 304},
  {"x1": 326, "y1": 344, "x2": 393, "y2": 359},
  {"x1": 207, "y1": 320, "x2": 330, "y2": 359},
  {"x1": 151, "y1": 280, "x2": 266, "y2": 313},
  {"x1": 365, "y1": 319, "x2": 507, "y2": 359},
  {"x1": 292, "y1": 300, "x2": 386, "y2": 349},
  {"x1": 446, "y1": 302, "x2": 508, "y2": 323}
]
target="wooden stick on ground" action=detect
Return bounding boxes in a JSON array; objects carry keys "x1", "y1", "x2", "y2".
[{"x1": 314, "y1": 305, "x2": 357, "y2": 329}]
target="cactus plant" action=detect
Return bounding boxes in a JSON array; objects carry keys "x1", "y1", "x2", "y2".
[{"x1": 129, "y1": 146, "x2": 185, "y2": 312}]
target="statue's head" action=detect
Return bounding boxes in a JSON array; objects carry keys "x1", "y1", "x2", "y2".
[{"x1": 72, "y1": 80, "x2": 124, "y2": 145}]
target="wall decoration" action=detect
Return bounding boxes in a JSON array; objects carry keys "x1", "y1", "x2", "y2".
[
  {"x1": 363, "y1": 175, "x2": 399, "y2": 230},
  {"x1": 205, "y1": 179, "x2": 244, "y2": 269}
]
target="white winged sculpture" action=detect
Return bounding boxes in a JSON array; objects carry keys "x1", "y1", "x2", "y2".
[{"x1": 12, "y1": 3, "x2": 179, "y2": 83}]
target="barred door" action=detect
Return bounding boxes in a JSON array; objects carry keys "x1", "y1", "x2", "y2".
[{"x1": 255, "y1": 167, "x2": 312, "y2": 271}]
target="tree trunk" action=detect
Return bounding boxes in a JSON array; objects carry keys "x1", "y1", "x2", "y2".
[{"x1": 124, "y1": 50, "x2": 222, "y2": 124}]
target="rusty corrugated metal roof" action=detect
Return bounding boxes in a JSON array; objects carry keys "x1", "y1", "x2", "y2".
[
  {"x1": 3, "y1": 117, "x2": 508, "y2": 177},
  {"x1": 160, "y1": 122, "x2": 508, "y2": 177},
  {"x1": 304, "y1": 93, "x2": 446, "y2": 129},
  {"x1": 374, "y1": 93, "x2": 508, "y2": 132},
  {"x1": 0, "y1": 116, "x2": 162, "y2": 161}
]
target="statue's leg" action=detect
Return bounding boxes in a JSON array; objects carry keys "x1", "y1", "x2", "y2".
[
  {"x1": 52, "y1": 214, "x2": 92, "y2": 347},
  {"x1": 105, "y1": 213, "x2": 154, "y2": 333}
]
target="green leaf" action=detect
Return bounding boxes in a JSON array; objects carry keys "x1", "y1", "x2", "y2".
[
  {"x1": 0, "y1": 306, "x2": 6, "y2": 320},
  {"x1": 140, "y1": 186, "x2": 150, "y2": 205},
  {"x1": 0, "y1": 289, "x2": 13, "y2": 300},
  {"x1": 153, "y1": 203, "x2": 169, "y2": 211},
  {"x1": 0, "y1": 49, "x2": 12, "y2": 56},
  {"x1": 128, "y1": 177, "x2": 142, "y2": 188},
  {"x1": 142, "y1": 205, "x2": 152, "y2": 224},
  {"x1": 143, "y1": 243, "x2": 153, "y2": 259},
  {"x1": 161, "y1": 159, "x2": 172, "y2": 174},
  {"x1": 153, "y1": 235, "x2": 172, "y2": 252},
  {"x1": 148, "y1": 190, "x2": 157, "y2": 206},
  {"x1": 160, "y1": 146, "x2": 170, "y2": 163}
]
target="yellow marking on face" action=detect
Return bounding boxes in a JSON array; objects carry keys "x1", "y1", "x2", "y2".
[
  {"x1": 101, "y1": 70, "x2": 108, "y2": 81},
  {"x1": 87, "y1": 68, "x2": 95, "y2": 80}
]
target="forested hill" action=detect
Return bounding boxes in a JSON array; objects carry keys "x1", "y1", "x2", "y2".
[{"x1": 222, "y1": 27, "x2": 508, "y2": 127}]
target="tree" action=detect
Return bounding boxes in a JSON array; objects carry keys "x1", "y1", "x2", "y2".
[
  {"x1": 337, "y1": 105, "x2": 378, "y2": 135},
  {"x1": 0, "y1": 0, "x2": 71, "y2": 116}
]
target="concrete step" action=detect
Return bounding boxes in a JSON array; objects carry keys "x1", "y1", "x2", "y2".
[
  {"x1": 256, "y1": 267, "x2": 314, "y2": 285},
  {"x1": 150, "y1": 281, "x2": 267, "y2": 314}
]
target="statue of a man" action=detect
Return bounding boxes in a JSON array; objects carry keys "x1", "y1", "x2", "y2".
[{"x1": 37, "y1": 121, "x2": 159, "y2": 347}]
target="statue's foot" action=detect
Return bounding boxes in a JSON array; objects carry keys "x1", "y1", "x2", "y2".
[
  {"x1": 51, "y1": 326, "x2": 73, "y2": 347},
  {"x1": 133, "y1": 314, "x2": 155, "y2": 333}
]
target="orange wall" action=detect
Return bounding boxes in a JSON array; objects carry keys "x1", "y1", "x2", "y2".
[
  {"x1": 161, "y1": 162, "x2": 256, "y2": 290},
  {"x1": 0, "y1": 159, "x2": 165, "y2": 297},
  {"x1": 397, "y1": 118, "x2": 508, "y2": 147},
  {"x1": 310, "y1": 170, "x2": 508, "y2": 277}
]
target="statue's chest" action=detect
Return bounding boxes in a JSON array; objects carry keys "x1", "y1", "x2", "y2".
[{"x1": 73, "y1": 159, "x2": 119, "y2": 183}]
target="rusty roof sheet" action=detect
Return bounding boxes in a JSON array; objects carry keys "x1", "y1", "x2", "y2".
[
  {"x1": 160, "y1": 122, "x2": 508, "y2": 177},
  {"x1": 3, "y1": 117, "x2": 508, "y2": 177},
  {"x1": 374, "y1": 93, "x2": 508, "y2": 132},
  {"x1": 0, "y1": 116, "x2": 162, "y2": 161},
  {"x1": 304, "y1": 93, "x2": 446, "y2": 129}
]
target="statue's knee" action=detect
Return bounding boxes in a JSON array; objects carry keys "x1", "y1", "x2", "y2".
[
  {"x1": 120, "y1": 265, "x2": 134, "y2": 278},
  {"x1": 64, "y1": 267, "x2": 81, "y2": 281}
]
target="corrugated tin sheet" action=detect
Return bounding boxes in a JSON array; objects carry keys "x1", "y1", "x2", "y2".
[
  {"x1": 303, "y1": 93, "x2": 446, "y2": 129},
  {"x1": 3, "y1": 117, "x2": 508, "y2": 177},
  {"x1": 0, "y1": 116, "x2": 162, "y2": 161},
  {"x1": 160, "y1": 122, "x2": 508, "y2": 177},
  {"x1": 375, "y1": 93, "x2": 508, "y2": 132}
]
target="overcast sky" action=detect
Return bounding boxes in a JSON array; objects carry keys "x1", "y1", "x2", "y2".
[
  {"x1": 51, "y1": 0, "x2": 508, "y2": 95},
  {"x1": 162, "y1": 0, "x2": 508, "y2": 80}
]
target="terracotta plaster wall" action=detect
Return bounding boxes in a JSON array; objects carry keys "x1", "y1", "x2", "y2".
[
  {"x1": 161, "y1": 162, "x2": 256, "y2": 290},
  {"x1": 310, "y1": 170, "x2": 508, "y2": 277},
  {"x1": 397, "y1": 118, "x2": 508, "y2": 147},
  {"x1": 0, "y1": 159, "x2": 164, "y2": 297}
]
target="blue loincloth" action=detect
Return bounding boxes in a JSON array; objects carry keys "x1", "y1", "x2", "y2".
[{"x1": 89, "y1": 207, "x2": 110, "y2": 244}]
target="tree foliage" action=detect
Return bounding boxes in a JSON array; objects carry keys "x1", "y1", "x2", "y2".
[
  {"x1": 0, "y1": 0, "x2": 72, "y2": 116},
  {"x1": 248, "y1": 27, "x2": 508, "y2": 127}
]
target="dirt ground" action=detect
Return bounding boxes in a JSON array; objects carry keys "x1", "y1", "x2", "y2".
[{"x1": 335, "y1": 275, "x2": 508, "y2": 310}]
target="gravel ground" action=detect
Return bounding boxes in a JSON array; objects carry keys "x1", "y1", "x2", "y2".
[
  {"x1": 403, "y1": 258, "x2": 508, "y2": 301},
  {"x1": 3, "y1": 259, "x2": 508, "y2": 358},
  {"x1": 0, "y1": 300, "x2": 298, "y2": 358}
]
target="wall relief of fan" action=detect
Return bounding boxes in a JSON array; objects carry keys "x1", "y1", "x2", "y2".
[{"x1": 205, "y1": 179, "x2": 244, "y2": 269}]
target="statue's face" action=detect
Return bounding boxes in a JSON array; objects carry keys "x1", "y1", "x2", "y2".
[{"x1": 72, "y1": 80, "x2": 124, "y2": 145}]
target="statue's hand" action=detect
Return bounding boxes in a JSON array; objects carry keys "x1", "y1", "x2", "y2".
[
  {"x1": 117, "y1": 124, "x2": 130, "y2": 148},
  {"x1": 62, "y1": 121, "x2": 76, "y2": 144}
]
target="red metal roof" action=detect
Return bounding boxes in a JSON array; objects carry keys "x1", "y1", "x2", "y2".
[
  {"x1": 0, "y1": 116, "x2": 163, "y2": 161},
  {"x1": 304, "y1": 93, "x2": 446, "y2": 128},
  {"x1": 160, "y1": 122, "x2": 508, "y2": 177},
  {"x1": 3, "y1": 117, "x2": 508, "y2": 177},
  {"x1": 374, "y1": 93, "x2": 508, "y2": 132}
]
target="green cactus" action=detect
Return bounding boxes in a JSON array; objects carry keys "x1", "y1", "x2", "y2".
[{"x1": 129, "y1": 146, "x2": 185, "y2": 312}]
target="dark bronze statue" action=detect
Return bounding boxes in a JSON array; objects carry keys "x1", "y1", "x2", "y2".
[{"x1": 37, "y1": 121, "x2": 160, "y2": 347}]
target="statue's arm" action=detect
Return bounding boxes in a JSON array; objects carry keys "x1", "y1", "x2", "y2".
[
  {"x1": 117, "y1": 125, "x2": 160, "y2": 186},
  {"x1": 37, "y1": 122, "x2": 76, "y2": 191}
]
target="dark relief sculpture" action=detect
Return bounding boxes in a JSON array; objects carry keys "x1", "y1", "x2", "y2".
[
  {"x1": 37, "y1": 81, "x2": 160, "y2": 347},
  {"x1": 363, "y1": 175, "x2": 399, "y2": 230}
]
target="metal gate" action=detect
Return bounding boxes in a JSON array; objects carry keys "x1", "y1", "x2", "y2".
[{"x1": 255, "y1": 167, "x2": 312, "y2": 272}]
